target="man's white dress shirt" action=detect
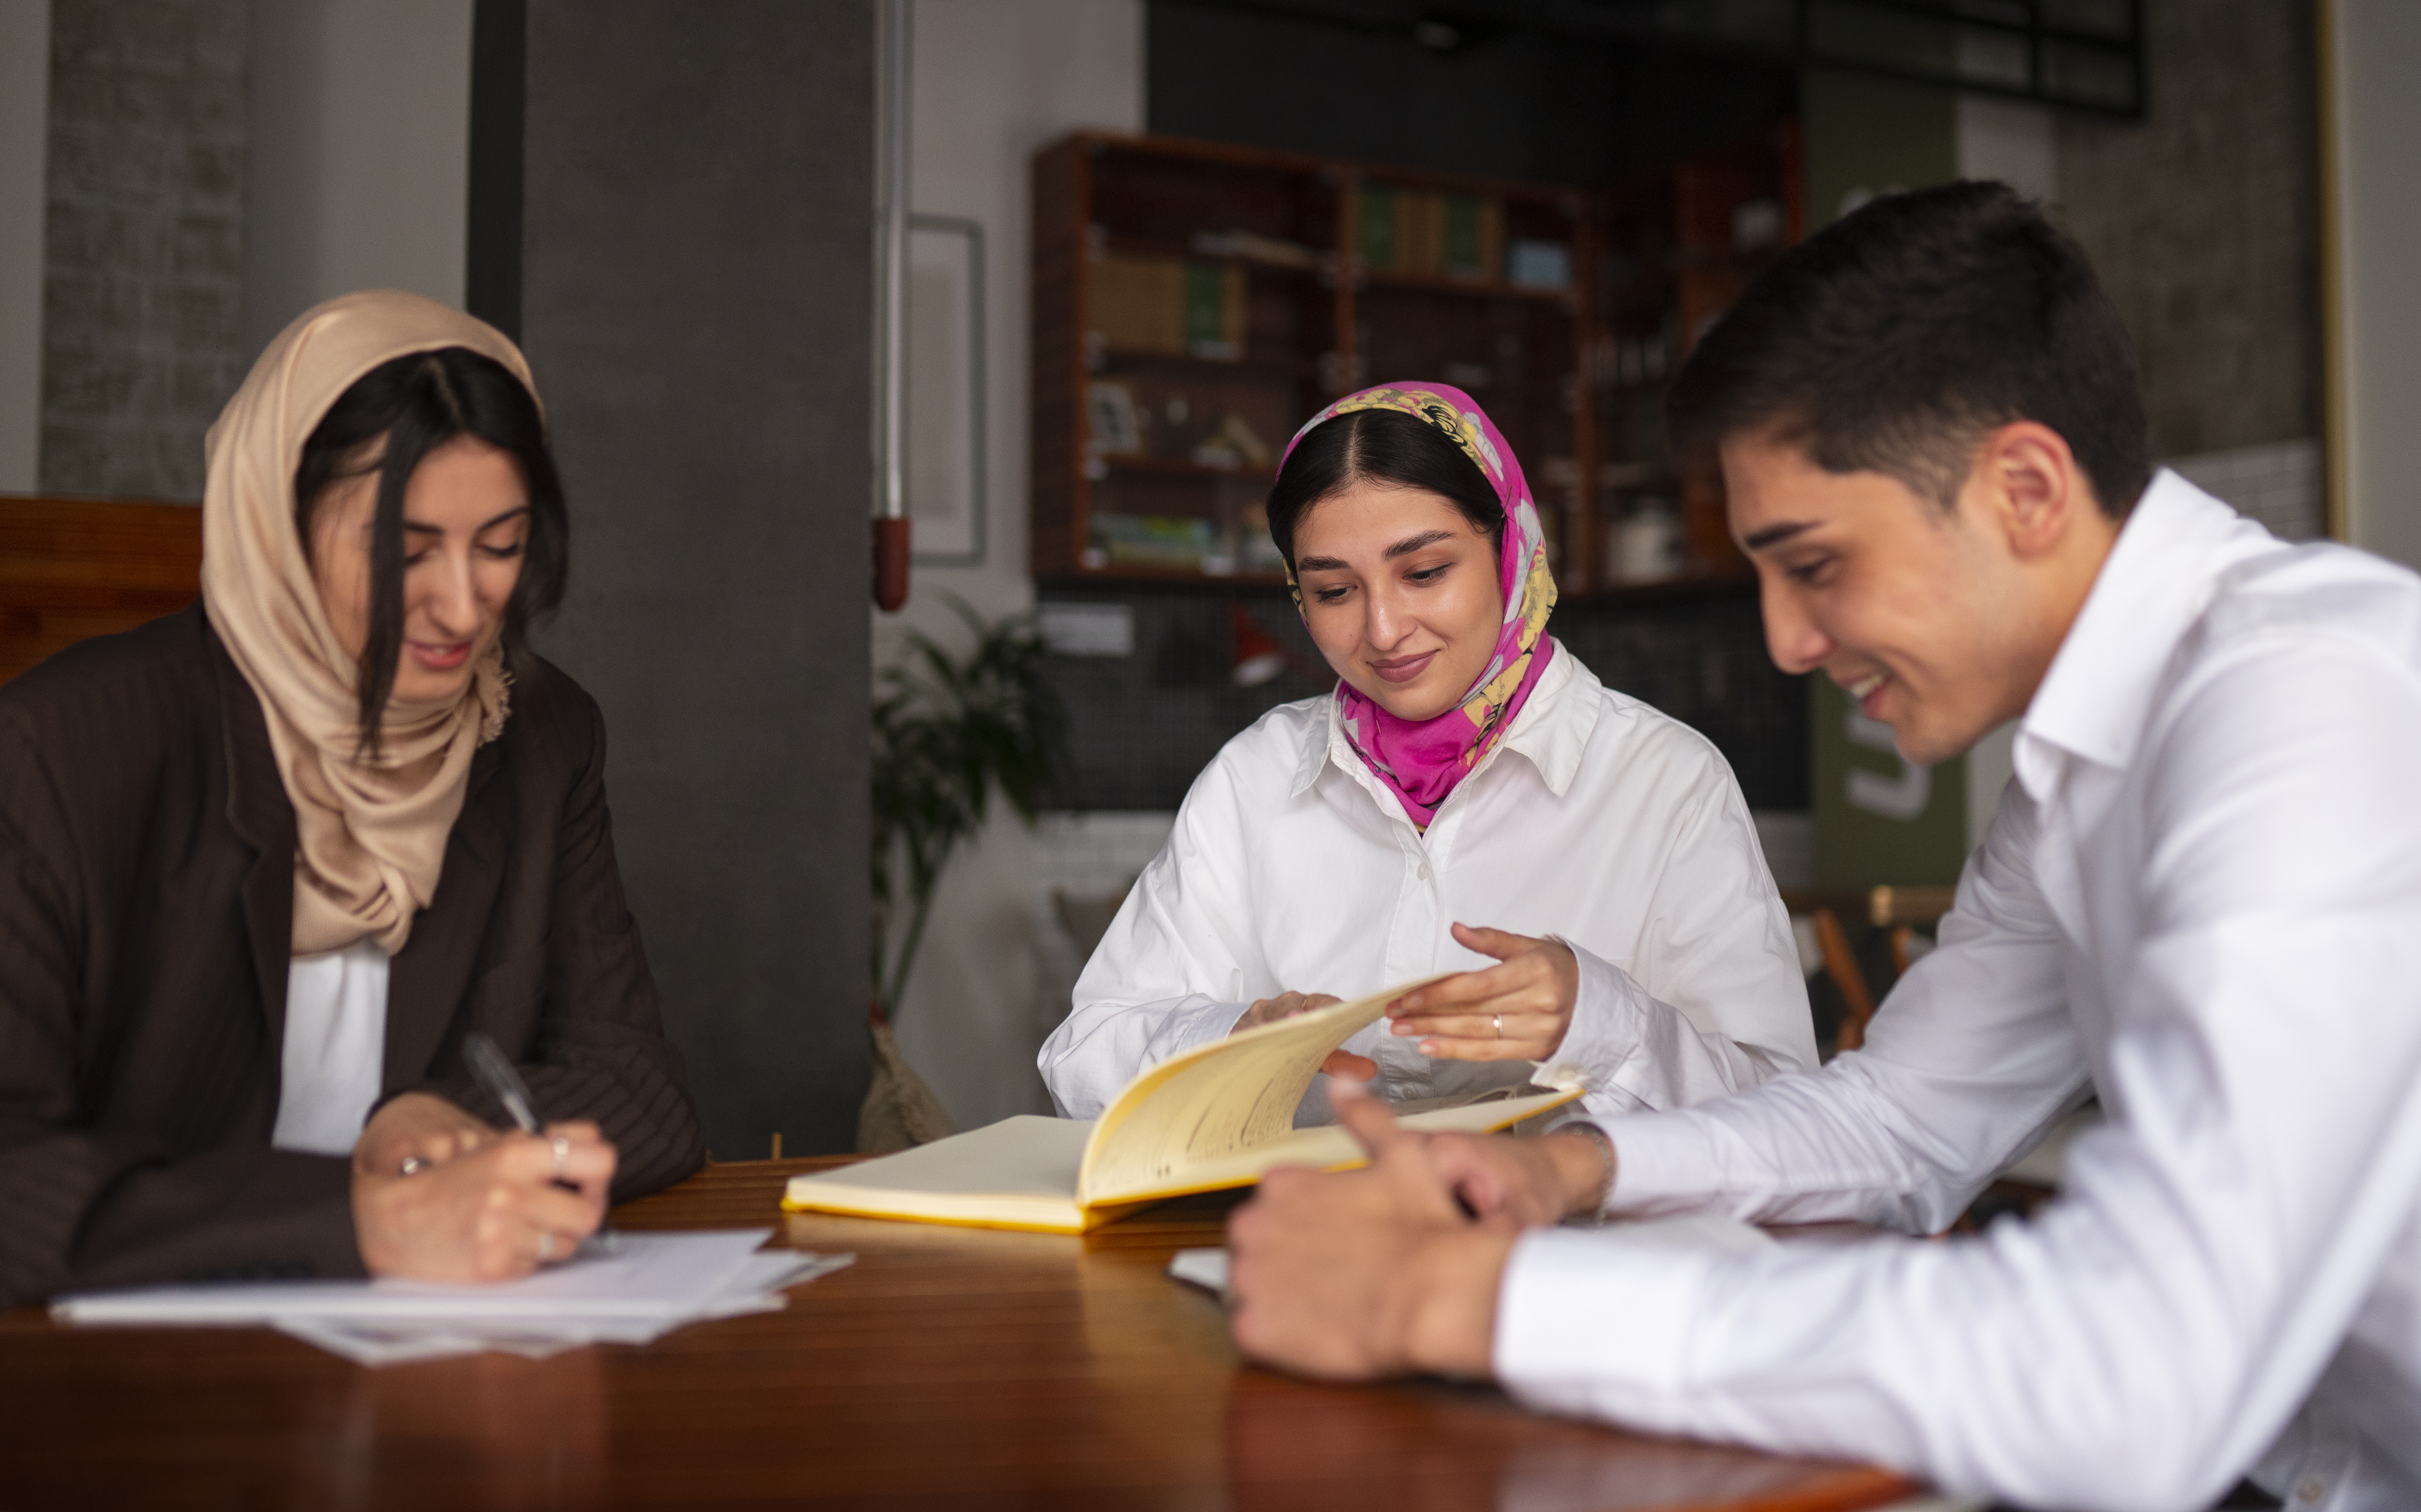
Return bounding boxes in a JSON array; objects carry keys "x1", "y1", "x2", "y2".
[
  {"x1": 271, "y1": 938, "x2": 389, "y2": 1157},
  {"x1": 1038, "y1": 644, "x2": 1817, "y2": 1121},
  {"x1": 1497, "y1": 474, "x2": 2421, "y2": 1512}
]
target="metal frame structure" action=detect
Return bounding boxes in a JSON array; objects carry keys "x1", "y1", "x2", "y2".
[
  {"x1": 1170, "y1": 0, "x2": 2145, "y2": 119},
  {"x1": 906, "y1": 213, "x2": 989, "y2": 569}
]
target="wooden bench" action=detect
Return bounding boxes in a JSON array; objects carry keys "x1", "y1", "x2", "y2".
[{"x1": 0, "y1": 494, "x2": 203, "y2": 686}]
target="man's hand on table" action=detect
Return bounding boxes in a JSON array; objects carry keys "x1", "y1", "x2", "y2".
[
  {"x1": 1426, "y1": 1115, "x2": 1614, "y2": 1228},
  {"x1": 1225, "y1": 1079, "x2": 1616, "y2": 1380}
]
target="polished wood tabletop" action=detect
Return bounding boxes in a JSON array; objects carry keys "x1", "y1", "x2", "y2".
[{"x1": 0, "y1": 1157, "x2": 1916, "y2": 1511}]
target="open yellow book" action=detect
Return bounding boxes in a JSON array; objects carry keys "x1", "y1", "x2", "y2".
[{"x1": 783, "y1": 979, "x2": 1584, "y2": 1233}]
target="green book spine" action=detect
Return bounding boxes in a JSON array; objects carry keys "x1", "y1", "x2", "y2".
[
  {"x1": 1183, "y1": 262, "x2": 1229, "y2": 355},
  {"x1": 1442, "y1": 193, "x2": 1486, "y2": 278},
  {"x1": 1358, "y1": 186, "x2": 1398, "y2": 271}
]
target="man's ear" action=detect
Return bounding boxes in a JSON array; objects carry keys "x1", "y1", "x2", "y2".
[{"x1": 1974, "y1": 421, "x2": 2093, "y2": 561}]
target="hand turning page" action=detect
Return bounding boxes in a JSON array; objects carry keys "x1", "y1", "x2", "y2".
[{"x1": 783, "y1": 977, "x2": 1583, "y2": 1233}]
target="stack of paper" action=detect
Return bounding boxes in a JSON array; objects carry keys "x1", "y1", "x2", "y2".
[
  {"x1": 1166, "y1": 1213, "x2": 1775, "y2": 1296},
  {"x1": 51, "y1": 1229, "x2": 851, "y2": 1366}
]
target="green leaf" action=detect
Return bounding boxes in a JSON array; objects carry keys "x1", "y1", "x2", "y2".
[{"x1": 869, "y1": 593, "x2": 1071, "y2": 1015}]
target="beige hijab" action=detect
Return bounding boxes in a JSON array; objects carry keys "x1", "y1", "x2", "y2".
[{"x1": 201, "y1": 290, "x2": 537, "y2": 957}]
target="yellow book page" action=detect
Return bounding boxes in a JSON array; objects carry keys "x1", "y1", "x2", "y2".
[
  {"x1": 1076, "y1": 977, "x2": 1444, "y2": 1207},
  {"x1": 783, "y1": 1116, "x2": 1099, "y2": 1233},
  {"x1": 1093, "y1": 1086, "x2": 1583, "y2": 1206}
]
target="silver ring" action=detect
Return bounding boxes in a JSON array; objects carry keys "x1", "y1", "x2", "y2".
[
  {"x1": 551, "y1": 1135, "x2": 570, "y2": 1180},
  {"x1": 398, "y1": 1155, "x2": 428, "y2": 1177},
  {"x1": 537, "y1": 1230, "x2": 555, "y2": 1263}
]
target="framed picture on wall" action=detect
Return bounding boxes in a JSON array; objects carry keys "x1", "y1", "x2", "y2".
[{"x1": 907, "y1": 213, "x2": 986, "y2": 566}]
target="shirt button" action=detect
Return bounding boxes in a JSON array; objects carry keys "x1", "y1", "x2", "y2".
[{"x1": 1416, "y1": 863, "x2": 1432, "y2": 881}]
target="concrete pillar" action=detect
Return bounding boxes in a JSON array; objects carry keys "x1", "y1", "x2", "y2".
[{"x1": 516, "y1": 0, "x2": 876, "y2": 1156}]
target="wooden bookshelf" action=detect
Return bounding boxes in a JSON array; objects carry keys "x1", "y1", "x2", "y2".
[
  {"x1": 1577, "y1": 121, "x2": 1803, "y2": 602},
  {"x1": 1030, "y1": 127, "x2": 1800, "y2": 600}
]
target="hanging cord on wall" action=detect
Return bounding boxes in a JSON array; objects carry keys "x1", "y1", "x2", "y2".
[{"x1": 871, "y1": 0, "x2": 912, "y2": 611}]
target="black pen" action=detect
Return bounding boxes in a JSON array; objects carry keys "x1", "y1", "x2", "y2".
[{"x1": 463, "y1": 1031, "x2": 619, "y2": 1258}]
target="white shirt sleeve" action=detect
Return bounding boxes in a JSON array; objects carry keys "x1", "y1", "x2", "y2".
[
  {"x1": 1547, "y1": 772, "x2": 1820, "y2": 1115},
  {"x1": 1595, "y1": 777, "x2": 2085, "y2": 1229},
  {"x1": 1494, "y1": 644, "x2": 2421, "y2": 1510},
  {"x1": 1037, "y1": 759, "x2": 1263, "y2": 1119}
]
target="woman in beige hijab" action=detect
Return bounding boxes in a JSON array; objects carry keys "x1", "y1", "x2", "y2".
[{"x1": 0, "y1": 292, "x2": 703, "y2": 1304}]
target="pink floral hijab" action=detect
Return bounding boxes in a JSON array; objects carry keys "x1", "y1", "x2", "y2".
[{"x1": 1279, "y1": 382, "x2": 1558, "y2": 829}]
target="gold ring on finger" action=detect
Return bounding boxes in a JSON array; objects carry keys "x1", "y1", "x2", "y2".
[{"x1": 1493, "y1": 1014, "x2": 1503, "y2": 1038}]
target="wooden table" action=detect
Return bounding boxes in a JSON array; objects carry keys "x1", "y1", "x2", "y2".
[{"x1": 0, "y1": 1158, "x2": 1916, "y2": 1510}]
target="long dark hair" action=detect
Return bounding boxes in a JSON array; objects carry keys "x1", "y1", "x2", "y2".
[
  {"x1": 293, "y1": 347, "x2": 567, "y2": 754},
  {"x1": 1264, "y1": 407, "x2": 1504, "y2": 570}
]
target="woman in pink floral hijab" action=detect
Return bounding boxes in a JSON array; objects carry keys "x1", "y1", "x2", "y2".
[
  {"x1": 1276, "y1": 383, "x2": 1559, "y2": 829},
  {"x1": 1038, "y1": 382, "x2": 1815, "y2": 1128}
]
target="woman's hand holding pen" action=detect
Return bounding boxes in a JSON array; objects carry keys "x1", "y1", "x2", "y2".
[
  {"x1": 351, "y1": 1119, "x2": 616, "y2": 1284},
  {"x1": 1387, "y1": 924, "x2": 1579, "y2": 1062}
]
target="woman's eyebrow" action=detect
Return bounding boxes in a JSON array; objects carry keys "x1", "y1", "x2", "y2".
[
  {"x1": 1382, "y1": 529, "x2": 1456, "y2": 560},
  {"x1": 1295, "y1": 554, "x2": 1350, "y2": 572},
  {"x1": 401, "y1": 505, "x2": 532, "y2": 536}
]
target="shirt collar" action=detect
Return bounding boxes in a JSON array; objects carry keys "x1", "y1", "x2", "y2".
[
  {"x1": 1497, "y1": 644, "x2": 1592, "y2": 796},
  {"x1": 2016, "y1": 468, "x2": 2273, "y2": 797},
  {"x1": 1292, "y1": 637, "x2": 1588, "y2": 800}
]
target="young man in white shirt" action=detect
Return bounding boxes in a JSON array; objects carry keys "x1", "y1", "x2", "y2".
[{"x1": 1221, "y1": 181, "x2": 2421, "y2": 1512}]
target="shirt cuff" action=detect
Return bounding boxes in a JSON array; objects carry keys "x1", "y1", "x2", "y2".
[
  {"x1": 1144, "y1": 996, "x2": 1255, "y2": 1067},
  {"x1": 1493, "y1": 1226, "x2": 1710, "y2": 1432},
  {"x1": 1602, "y1": 1109, "x2": 1740, "y2": 1218},
  {"x1": 1538, "y1": 942, "x2": 1651, "y2": 1106}
]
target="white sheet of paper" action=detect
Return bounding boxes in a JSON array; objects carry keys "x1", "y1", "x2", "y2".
[
  {"x1": 53, "y1": 1232, "x2": 854, "y2": 1366},
  {"x1": 53, "y1": 1230, "x2": 774, "y2": 1325}
]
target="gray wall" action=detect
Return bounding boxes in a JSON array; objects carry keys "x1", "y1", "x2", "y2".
[
  {"x1": 2330, "y1": 0, "x2": 2421, "y2": 568},
  {"x1": 519, "y1": 0, "x2": 875, "y2": 1157},
  {"x1": 2058, "y1": 0, "x2": 2320, "y2": 459},
  {"x1": 0, "y1": 0, "x2": 51, "y2": 493},
  {"x1": 40, "y1": 0, "x2": 251, "y2": 500},
  {"x1": 241, "y1": 0, "x2": 474, "y2": 356}
]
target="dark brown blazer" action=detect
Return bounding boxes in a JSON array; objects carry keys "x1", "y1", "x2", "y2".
[{"x1": 0, "y1": 603, "x2": 705, "y2": 1308}]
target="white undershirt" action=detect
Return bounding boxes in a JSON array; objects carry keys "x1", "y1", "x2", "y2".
[{"x1": 271, "y1": 938, "x2": 391, "y2": 1156}]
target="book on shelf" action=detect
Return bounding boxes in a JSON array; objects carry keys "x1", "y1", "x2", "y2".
[
  {"x1": 1088, "y1": 252, "x2": 1246, "y2": 360},
  {"x1": 784, "y1": 979, "x2": 1583, "y2": 1233},
  {"x1": 1089, "y1": 513, "x2": 1217, "y2": 570},
  {"x1": 1357, "y1": 186, "x2": 1504, "y2": 282},
  {"x1": 1189, "y1": 227, "x2": 1324, "y2": 271}
]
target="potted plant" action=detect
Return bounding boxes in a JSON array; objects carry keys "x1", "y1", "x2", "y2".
[{"x1": 863, "y1": 599, "x2": 1065, "y2": 1151}]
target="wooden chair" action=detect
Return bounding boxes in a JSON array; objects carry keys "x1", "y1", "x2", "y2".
[
  {"x1": 1781, "y1": 886, "x2": 1956, "y2": 1053},
  {"x1": 1, "y1": 493, "x2": 203, "y2": 686}
]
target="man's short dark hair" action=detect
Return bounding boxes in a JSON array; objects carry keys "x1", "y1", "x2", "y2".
[{"x1": 1667, "y1": 180, "x2": 2149, "y2": 519}]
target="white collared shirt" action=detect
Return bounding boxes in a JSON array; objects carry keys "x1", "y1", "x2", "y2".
[
  {"x1": 1037, "y1": 643, "x2": 1817, "y2": 1121},
  {"x1": 1496, "y1": 474, "x2": 2421, "y2": 1511}
]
